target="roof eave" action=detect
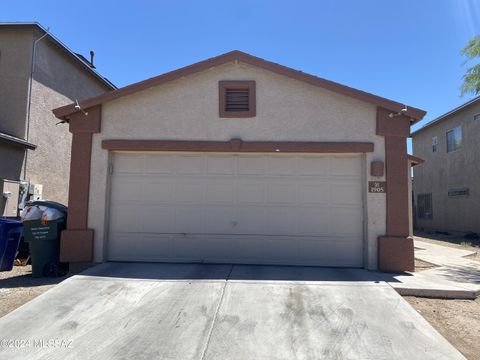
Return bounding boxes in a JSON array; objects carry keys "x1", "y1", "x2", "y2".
[
  {"x1": 53, "y1": 50, "x2": 426, "y2": 122},
  {"x1": 0, "y1": 132, "x2": 37, "y2": 150},
  {"x1": 0, "y1": 22, "x2": 116, "y2": 91},
  {"x1": 411, "y1": 95, "x2": 480, "y2": 136}
]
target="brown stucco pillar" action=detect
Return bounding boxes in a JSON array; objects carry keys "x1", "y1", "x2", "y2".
[
  {"x1": 60, "y1": 106, "x2": 101, "y2": 262},
  {"x1": 376, "y1": 107, "x2": 414, "y2": 272}
]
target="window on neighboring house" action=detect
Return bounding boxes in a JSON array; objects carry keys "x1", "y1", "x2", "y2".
[
  {"x1": 446, "y1": 126, "x2": 462, "y2": 152},
  {"x1": 417, "y1": 193, "x2": 433, "y2": 220},
  {"x1": 219, "y1": 81, "x2": 256, "y2": 118},
  {"x1": 474, "y1": 113, "x2": 480, "y2": 121},
  {"x1": 432, "y1": 136, "x2": 437, "y2": 152}
]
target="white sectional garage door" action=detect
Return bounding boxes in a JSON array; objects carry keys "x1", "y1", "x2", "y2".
[{"x1": 107, "y1": 152, "x2": 364, "y2": 267}]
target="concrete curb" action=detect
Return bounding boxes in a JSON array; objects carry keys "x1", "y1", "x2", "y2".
[{"x1": 393, "y1": 286, "x2": 479, "y2": 300}]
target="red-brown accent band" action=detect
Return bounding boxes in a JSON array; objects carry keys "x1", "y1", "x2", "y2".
[
  {"x1": 376, "y1": 107, "x2": 411, "y2": 137},
  {"x1": 384, "y1": 136, "x2": 409, "y2": 237},
  {"x1": 53, "y1": 51, "x2": 426, "y2": 121},
  {"x1": 60, "y1": 229, "x2": 94, "y2": 262},
  {"x1": 60, "y1": 106, "x2": 101, "y2": 263},
  {"x1": 378, "y1": 236, "x2": 414, "y2": 272},
  {"x1": 377, "y1": 107, "x2": 413, "y2": 272},
  {"x1": 101, "y1": 139, "x2": 374, "y2": 153}
]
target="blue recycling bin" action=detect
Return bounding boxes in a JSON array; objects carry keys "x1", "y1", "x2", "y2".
[{"x1": 0, "y1": 218, "x2": 23, "y2": 271}]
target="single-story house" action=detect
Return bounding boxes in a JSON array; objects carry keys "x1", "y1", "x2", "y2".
[{"x1": 53, "y1": 51, "x2": 426, "y2": 272}]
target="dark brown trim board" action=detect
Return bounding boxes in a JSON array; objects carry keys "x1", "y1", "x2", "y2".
[
  {"x1": 101, "y1": 139, "x2": 374, "y2": 153},
  {"x1": 407, "y1": 154, "x2": 425, "y2": 165},
  {"x1": 376, "y1": 107, "x2": 414, "y2": 272},
  {"x1": 53, "y1": 51, "x2": 426, "y2": 122},
  {"x1": 60, "y1": 106, "x2": 101, "y2": 263}
]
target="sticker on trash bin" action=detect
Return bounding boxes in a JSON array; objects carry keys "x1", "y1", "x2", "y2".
[{"x1": 30, "y1": 226, "x2": 52, "y2": 240}]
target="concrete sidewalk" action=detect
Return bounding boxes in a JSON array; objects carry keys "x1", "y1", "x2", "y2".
[
  {"x1": 0, "y1": 263, "x2": 465, "y2": 359},
  {"x1": 380, "y1": 240, "x2": 480, "y2": 299}
]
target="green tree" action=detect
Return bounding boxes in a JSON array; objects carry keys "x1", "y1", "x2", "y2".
[{"x1": 461, "y1": 36, "x2": 480, "y2": 95}]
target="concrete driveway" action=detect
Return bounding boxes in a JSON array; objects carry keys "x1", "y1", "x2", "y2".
[{"x1": 0, "y1": 263, "x2": 464, "y2": 360}]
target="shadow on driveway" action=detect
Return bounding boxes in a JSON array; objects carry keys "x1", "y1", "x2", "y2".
[{"x1": 79, "y1": 261, "x2": 397, "y2": 284}]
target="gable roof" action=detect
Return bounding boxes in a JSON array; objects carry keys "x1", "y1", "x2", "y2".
[
  {"x1": 411, "y1": 95, "x2": 480, "y2": 136},
  {"x1": 0, "y1": 22, "x2": 116, "y2": 90},
  {"x1": 53, "y1": 50, "x2": 426, "y2": 121}
]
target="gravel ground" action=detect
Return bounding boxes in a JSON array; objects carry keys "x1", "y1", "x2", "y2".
[
  {"x1": 405, "y1": 296, "x2": 480, "y2": 360},
  {"x1": 409, "y1": 233, "x2": 480, "y2": 360},
  {"x1": 0, "y1": 265, "x2": 73, "y2": 318}
]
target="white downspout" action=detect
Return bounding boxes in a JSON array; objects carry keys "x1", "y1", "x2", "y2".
[{"x1": 23, "y1": 28, "x2": 49, "y2": 180}]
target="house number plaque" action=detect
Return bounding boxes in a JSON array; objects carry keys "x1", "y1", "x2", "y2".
[{"x1": 368, "y1": 181, "x2": 387, "y2": 193}]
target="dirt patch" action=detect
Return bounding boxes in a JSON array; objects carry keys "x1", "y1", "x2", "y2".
[
  {"x1": 414, "y1": 258, "x2": 438, "y2": 272},
  {"x1": 405, "y1": 296, "x2": 480, "y2": 360},
  {"x1": 0, "y1": 265, "x2": 73, "y2": 318}
]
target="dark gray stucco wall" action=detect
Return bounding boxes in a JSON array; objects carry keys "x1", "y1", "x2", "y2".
[
  {"x1": 412, "y1": 100, "x2": 480, "y2": 234},
  {"x1": 0, "y1": 29, "x2": 33, "y2": 138},
  {"x1": 0, "y1": 143, "x2": 25, "y2": 180}
]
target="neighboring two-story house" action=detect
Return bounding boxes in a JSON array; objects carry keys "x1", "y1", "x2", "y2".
[
  {"x1": 411, "y1": 96, "x2": 480, "y2": 235},
  {"x1": 0, "y1": 22, "x2": 115, "y2": 216}
]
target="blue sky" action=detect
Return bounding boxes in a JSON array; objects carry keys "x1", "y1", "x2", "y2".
[{"x1": 2, "y1": 0, "x2": 480, "y2": 152}]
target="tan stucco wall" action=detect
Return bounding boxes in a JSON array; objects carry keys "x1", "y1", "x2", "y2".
[
  {"x1": 412, "y1": 100, "x2": 480, "y2": 234},
  {"x1": 24, "y1": 38, "x2": 110, "y2": 204},
  {"x1": 88, "y1": 62, "x2": 386, "y2": 269}
]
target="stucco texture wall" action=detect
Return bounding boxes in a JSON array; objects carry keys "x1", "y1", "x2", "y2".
[
  {"x1": 0, "y1": 143, "x2": 25, "y2": 180},
  {"x1": 25, "y1": 38, "x2": 110, "y2": 204},
  {"x1": 0, "y1": 29, "x2": 33, "y2": 138},
  {"x1": 88, "y1": 62, "x2": 386, "y2": 269},
  {"x1": 413, "y1": 100, "x2": 480, "y2": 234}
]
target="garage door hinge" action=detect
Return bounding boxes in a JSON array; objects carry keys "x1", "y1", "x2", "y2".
[{"x1": 108, "y1": 164, "x2": 113, "y2": 174}]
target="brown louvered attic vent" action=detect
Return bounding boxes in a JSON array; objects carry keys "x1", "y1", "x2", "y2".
[{"x1": 219, "y1": 81, "x2": 256, "y2": 118}]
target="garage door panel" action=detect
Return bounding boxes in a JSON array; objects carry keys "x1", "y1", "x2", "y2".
[
  {"x1": 331, "y1": 156, "x2": 362, "y2": 176},
  {"x1": 113, "y1": 153, "x2": 145, "y2": 173},
  {"x1": 296, "y1": 208, "x2": 331, "y2": 235},
  {"x1": 143, "y1": 181, "x2": 175, "y2": 202},
  {"x1": 237, "y1": 182, "x2": 265, "y2": 204},
  {"x1": 111, "y1": 178, "x2": 144, "y2": 202},
  {"x1": 175, "y1": 155, "x2": 204, "y2": 174},
  {"x1": 175, "y1": 182, "x2": 205, "y2": 203},
  {"x1": 266, "y1": 183, "x2": 297, "y2": 204},
  {"x1": 204, "y1": 207, "x2": 238, "y2": 233},
  {"x1": 206, "y1": 155, "x2": 236, "y2": 175},
  {"x1": 267, "y1": 156, "x2": 296, "y2": 175},
  {"x1": 141, "y1": 206, "x2": 174, "y2": 233},
  {"x1": 109, "y1": 205, "x2": 141, "y2": 233},
  {"x1": 330, "y1": 181, "x2": 362, "y2": 206},
  {"x1": 297, "y1": 156, "x2": 330, "y2": 175},
  {"x1": 173, "y1": 207, "x2": 205, "y2": 233},
  {"x1": 329, "y1": 207, "x2": 363, "y2": 235},
  {"x1": 108, "y1": 153, "x2": 364, "y2": 267},
  {"x1": 298, "y1": 183, "x2": 330, "y2": 204},
  {"x1": 144, "y1": 154, "x2": 174, "y2": 174},
  {"x1": 205, "y1": 183, "x2": 235, "y2": 203},
  {"x1": 264, "y1": 207, "x2": 297, "y2": 234}
]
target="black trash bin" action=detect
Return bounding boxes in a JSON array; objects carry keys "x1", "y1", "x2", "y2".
[{"x1": 22, "y1": 201, "x2": 68, "y2": 277}]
